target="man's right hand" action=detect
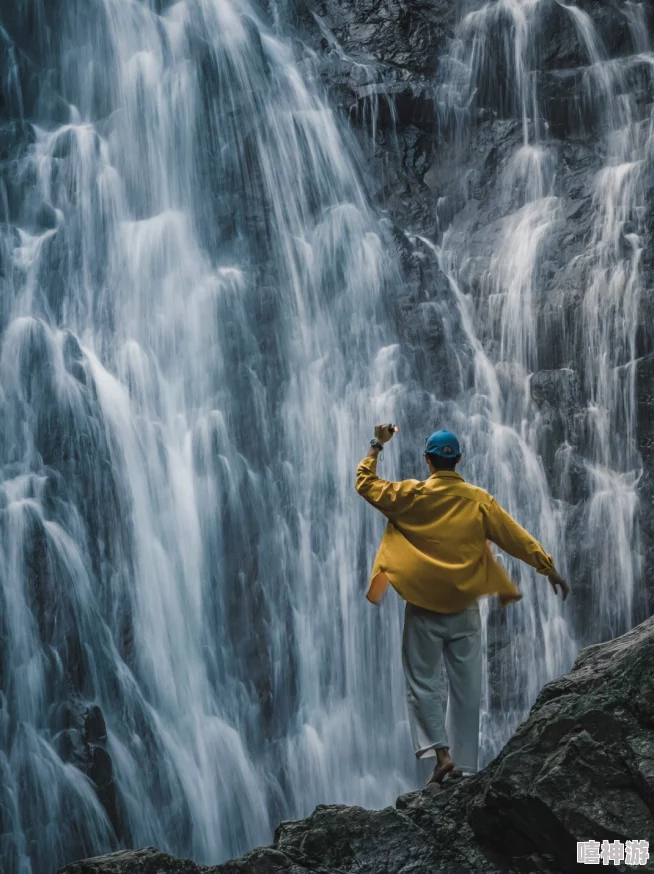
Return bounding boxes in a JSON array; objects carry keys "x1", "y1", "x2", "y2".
[
  {"x1": 374, "y1": 423, "x2": 397, "y2": 445},
  {"x1": 548, "y1": 568, "x2": 569, "y2": 601}
]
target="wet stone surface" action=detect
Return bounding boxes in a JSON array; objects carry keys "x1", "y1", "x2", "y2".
[{"x1": 59, "y1": 616, "x2": 654, "y2": 874}]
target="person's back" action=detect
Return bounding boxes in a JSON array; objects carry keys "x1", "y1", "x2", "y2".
[
  {"x1": 355, "y1": 424, "x2": 569, "y2": 785},
  {"x1": 356, "y1": 438, "x2": 558, "y2": 613}
]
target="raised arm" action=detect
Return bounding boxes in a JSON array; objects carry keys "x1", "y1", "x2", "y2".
[
  {"x1": 483, "y1": 497, "x2": 569, "y2": 599},
  {"x1": 355, "y1": 454, "x2": 418, "y2": 515},
  {"x1": 355, "y1": 423, "x2": 417, "y2": 515}
]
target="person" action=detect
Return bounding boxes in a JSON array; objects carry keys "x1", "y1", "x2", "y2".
[{"x1": 355, "y1": 424, "x2": 569, "y2": 786}]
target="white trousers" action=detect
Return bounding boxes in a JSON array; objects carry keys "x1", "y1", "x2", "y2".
[{"x1": 401, "y1": 600, "x2": 482, "y2": 774}]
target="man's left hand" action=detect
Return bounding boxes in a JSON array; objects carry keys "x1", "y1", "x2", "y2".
[{"x1": 548, "y1": 569, "x2": 569, "y2": 601}]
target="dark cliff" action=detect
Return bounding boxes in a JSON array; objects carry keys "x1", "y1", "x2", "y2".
[{"x1": 60, "y1": 615, "x2": 654, "y2": 874}]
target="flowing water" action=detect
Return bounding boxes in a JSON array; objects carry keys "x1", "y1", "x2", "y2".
[
  {"x1": 0, "y1": 0, "x2": 649, "y2": 871},
  {"x1": 434, "y1": 0, "x2": 649, "y2": 749}
]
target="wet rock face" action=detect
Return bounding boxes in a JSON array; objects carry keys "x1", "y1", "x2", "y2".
[
  {"x1": 59, "y1": 616, "x2": 654, "y2": 874},
  {"x1": 58, "y1": 848, "x2": 205, "y2": 874},
  {"x1": 466, "y1": 618, "x2": 654, "y2": 867},
  {"x1": 55, "y1": 700, "x2": 122, "y2": 839},
  {"x1": 306, "y1": 0, "x2": 456, "y2": 75},
  {"x1": 295, "y1": 0, "x2": 654, "y2": 615}
]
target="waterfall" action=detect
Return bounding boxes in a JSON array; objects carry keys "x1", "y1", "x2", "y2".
[
  {"x1": 0, "y1": 0, "x2": 648, "y2": 872},
  {"x1": 435, "y1": 0, "x2": 647, "y2": 755},
  {"x1": 0, "y1": 1, "x2": 417, "y2": 869}
]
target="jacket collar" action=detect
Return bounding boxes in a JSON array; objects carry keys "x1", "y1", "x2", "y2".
[{"x1": 428, "y1": 470, "x2": 464, "y2": 481}]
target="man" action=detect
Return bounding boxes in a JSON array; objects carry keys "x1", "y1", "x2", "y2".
[{"x1": 355, "y1": 425, "x2": 569, "y2": 785}]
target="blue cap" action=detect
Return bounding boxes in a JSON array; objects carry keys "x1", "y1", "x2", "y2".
[{"x1": 425, "y1": 430, "x2": 461, "y2": 459}]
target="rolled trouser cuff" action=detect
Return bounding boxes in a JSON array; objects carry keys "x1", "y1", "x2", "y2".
[{"x1": 415, "y1": 741, "x2": 448, "y2": 759}]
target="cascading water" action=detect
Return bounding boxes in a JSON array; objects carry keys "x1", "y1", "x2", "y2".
[
  {"x1": 0, "y1": 0, "x2": 649, "y2": 872},
  {"x1": 1, "y1": 2, "x2": 417, "y2": 870},
  {"x1": 434, "y1": 0, "x2": 648, "y2": 755}
]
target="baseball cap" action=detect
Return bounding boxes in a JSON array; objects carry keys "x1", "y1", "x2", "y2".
[{"x1": 425, "y1": 430, "x2": 461, "y2": 459}]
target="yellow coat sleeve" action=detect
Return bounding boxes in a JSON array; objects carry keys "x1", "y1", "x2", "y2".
[
  {"x1": 355, "y1": 455, "x2": 418, "y2": 515},
  {"x1": 483, "y1": 497, "x2": 554, "y2": 575}
]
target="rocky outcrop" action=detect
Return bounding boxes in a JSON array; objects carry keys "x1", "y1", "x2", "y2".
[
  {"x1": 55, "y1": 701, "x2": 123, "y2": 838},
  {"x1": 59, "y1": 615, "x2": 654, "y2": 874}
]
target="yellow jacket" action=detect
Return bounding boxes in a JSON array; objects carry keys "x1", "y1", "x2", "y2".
[{"x1": 355, "y1": 455, "x2": 553, "y2": 613}]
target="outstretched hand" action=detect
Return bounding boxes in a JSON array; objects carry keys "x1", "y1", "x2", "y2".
[
  {"x1": 548, "y1": 568, "x2": 569, "y2": 601},
  {"x1": 374, "y1": 423, "x2": 397, "y2": 445}
]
